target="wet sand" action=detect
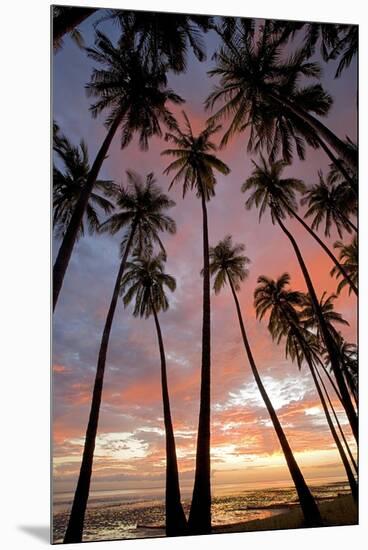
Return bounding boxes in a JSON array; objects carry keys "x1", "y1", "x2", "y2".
[{"x1": 213, "y1": 494, "x2": 357, "y2": 534}]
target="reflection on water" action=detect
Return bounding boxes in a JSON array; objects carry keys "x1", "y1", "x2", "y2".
[{"x1": 52, "y1": 481, "x2": 350, "y2": 543}]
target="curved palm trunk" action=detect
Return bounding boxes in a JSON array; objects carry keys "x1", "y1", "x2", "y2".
[
  {"x1": 282, "y1": 200, "x2": 358, "y2": 297},
  {"x1": 307, "y1": 361, "x2": 357, "y2": 500},
  {"x1": 188, "y1": 187, "x2": 212, "y2": 534},
  {"x1": 275, "y1": 213, "x2": 358, "y2": 442},
  {"x1": 315, "y1": 356, "x2": 343, "y2": 404},
  {"x1": 315, "y1": 364, "x2": 358, "y2": 474},
  {"x1": 63, "y1": 225, "x2": 136, "y2": 544},
  {"x1": 151, "y1": 304, "x2": 188, "y2": 536},
  {"x1": 227, "y1": 276, "x2": 322, "y2": 526},
  {"x1": 343, "y1": 366, "x2": 358, "y2": 408},
  {"x1": 53, "y1": 7, "x2": 98, "y2": 48},
  {"x1": 53, "y1": 112, "x2": 123, "y2": 311},
  {"x1": 267, "y1": 91, "x2": 356, "y2": 169}
]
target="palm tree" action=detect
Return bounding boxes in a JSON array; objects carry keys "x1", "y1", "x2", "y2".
[
  {"x1": 208, "y1": 237, "x2": 322, "y2": 526},
  {"x1": 313, "y1": 362, "x2": 358, "y2": 474},
  {"x1": 120, "y1": 254, "x2": 187, "y2": 535},
  {"x1": 303, "y1": 292, "x2": 358, "y2": 407},
  {"x1": 331, "y1": 237, "x2": 358, "y2": 296},
  {"x1": 334, "y1": 340, "x2": 358, "y2": 407},
  {"x1": 206, "y1": 21, "x2": 356, "y2": 169},
  {"x1": 53, "y1": 31, "x2": 184, "y2": 310},
  {"x1": 52, "y1": 5, "x2": 98, "y2": 50},
  {"x1": 162, "y1": 113, "x2": 230, "y2": 534},
  {"x1": 242, "y1": 157, "x2": 358, "y2": 442},
  {"x1": 106, "y1": 10, "x2": 213, "y2": 73},
  {"x1": 63, "y1": 173, "x2": 176, "y2": 544},
  {"x1": 301, "y1": 171, "x2": 357, "y2": 238},
  {"x1": 249, "y1": 88, "x2": 329, "y2": 165},
  {"x1": 302, "y1": 295, "x2": 358, "y2": 409},
  {"x1": 302, "y1": 292, "x2": 350, "y2": 344},
  {"x1": 242, "y1": 157, "x2": 357, "y2": 296},
  {"x1": 329, "y1": 25, "x2": 358, "y2": 78},
  {"x1": 254, "y1": 274, "x2": 357, "y2": 500},
  {"x1": 53, "y1": 134, "x2": 116, "y2": 241}
]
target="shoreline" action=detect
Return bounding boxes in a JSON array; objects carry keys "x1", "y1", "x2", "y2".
[
  {"x1": 137, "y1": 495, "x2": 357, "y2": 535},
  {"x1": 212, "y1": 494, "x2": 357, "y2": 534}
]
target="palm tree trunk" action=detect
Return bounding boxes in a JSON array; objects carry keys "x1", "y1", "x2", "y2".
[
  {"x1": 228, "y1": 276, "x2": 322, "y2": 527},
  {"x1": 53, "y1": 7, "x2": 98, "y2": 48},
  {"x1": 53, "y1": 112, "x2": 123, "y2": 311},
  {"x1": 63, "y1": 224, "x2": 136, "y2": 544},
  {"x1": 342, "y1": 366, "x2": 358, "y2": 407},
  {"x1": 188, "y1": 185, "x2": 212, "y2": 534},
  {"x1": 275, "y1": 212, "x2": 358, "y2": 442},
  {"x1": 307, "y1": 361, "x2": 357, "y2": 501},
  {"x1": 283, "y1": 201, "x2": 358, "y2": 296},
  {"x1": 315, "y1": 364, "x2": 358, "y2": 474},
  {"x1": 267, "y1": 91, "x2": 356, "y2": 169},
  {"x1": 151, "y1": 303, "x2": 188, "y2": 536}
]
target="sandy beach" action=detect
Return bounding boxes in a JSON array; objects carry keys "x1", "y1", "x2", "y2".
[{"x1": 213, "y1": 495, "x2": 357, "y2": 534}]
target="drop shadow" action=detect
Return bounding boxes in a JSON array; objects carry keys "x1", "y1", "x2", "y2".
[{"x1": 18, "y1": 525, "x2": 50, "y2": 544}]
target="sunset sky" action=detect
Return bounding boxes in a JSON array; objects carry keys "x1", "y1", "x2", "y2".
[{"x1": 52, "y1": 11, "x2": 357, "y2": 501}]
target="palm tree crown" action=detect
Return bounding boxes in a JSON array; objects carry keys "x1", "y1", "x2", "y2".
[
  {"x1": 254, "y1": 274, "x2": 304, "y2": 335},
  {"x1": 241, "y1": 155, "x2": 305, "y2": 222},
  {"x1": 302, "y1": 291, "x2": 349, "y2": 343},
  {"x1": 53, "y1": 134, "x2": 115, "y2": 239},
  {"x1": 162, "y1": 112, "x2": 230, "y2": 199},
  {"x1": 331, "y1": 237, "x2": 358, "y2": 295},
  {"x1": 254, "y1": 273, "x2": 319, "y2": 369},
  {"x1": 302, "y1": 171, "x2": 356, "y2": 238},
  {"x1": 85, "y1": 31, "x2": 184, "y2": 150},
  {"x1": 120, "y1": 254, "x2": 176, "y2": 317},
  {"x1": 329, "y1": 25, "x2": 358, "y2": 77},
  {"x1": 205, "y1": 20, "x2": 330, "y2": 149},
  {"x1": 99, "y1": 171, "x2": 176, "y2": 257},
  {"x1": 106, "y1": 10, "x2": 213, "y2": 73},
  {"x1": 208, "y1": 235, "x2": 250, "y2": 294}
]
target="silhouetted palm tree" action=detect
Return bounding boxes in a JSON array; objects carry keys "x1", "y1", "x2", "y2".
[
  {"x1": 63, "y1": 173, "x2": 176, "y2": 544},
  {"x1": 334, "y1": 340, "x2": 358, "y2": 406},
  {"x1": 120, "y1": 254, "x2": 187, "y2": 536},
  {"x1": 313, "y1": 361, "x2": 358, "y2": 474},
  {"x1": 242, "y1": 156, "x2": 357, "y2": 295},
  {"x1": 206, "y1": 21, "x2": 356, "y2": 168},
  {"x1": 249, "y1": 89, "x2": 327, "y2": 165},
  {"x1": 208, "y1": 237, "x2": 322, "y2": 526},
  {"x1": 254, "y1": 274, "x2": 357, "y2": 500},
  {"x1": 302, "y1": 294, "x2": 358, "y2": 409},
  {"x1": 302, "y1": 171, "x2": 357, "y2": 238},
  {"x1": 106, "y1": 10, "x2": 213, "y2": 73},
  {"x1": 326, "y1": 142, "x2": 358, "y2": 198},
  {"x1": 162, "y1": 113, "x2": 230, "y2": 534},
  {"x1": 270, "y1": 20, "x2": 341, "y2": 61},
  {"x1": 53, "y1": 31, "x2": 184, "y2": 310},
  {"x1": 52, "y1": 5, "x2": 98, "y2": 50},
  {"x1": 242, "y1": 157, "x2": 358, "y2": 442},
  {"x1": 302, "y1": 292, "x2": 350, "y2": 344},
  {"x1": 329, "y1": 25, "x2": 358, "y2": 77},
  {"x1": 53, "y1": 135, "x2": 115, "y2": 240},
  {"x1": 331, "y1": 237, "x2": 358, "y2": 296},
  {"x1": 303, "y1": 292, "x2": 358, "y2": 413}
]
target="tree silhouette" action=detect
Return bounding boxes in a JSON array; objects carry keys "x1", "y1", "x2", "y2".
[{"x1": 162, "y1": 112, "x2": 230, "y2": 534}]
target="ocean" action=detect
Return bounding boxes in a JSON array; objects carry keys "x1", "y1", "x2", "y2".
[{"x1": 52, "y1": 481, "x2": 351, "y2": 543}]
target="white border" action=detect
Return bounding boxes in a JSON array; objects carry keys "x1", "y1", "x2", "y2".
[{"x1": 2, "y1": 1, "x2": 366, "y2": 549}]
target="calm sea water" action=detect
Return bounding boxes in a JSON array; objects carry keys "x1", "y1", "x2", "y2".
[{"x1": 52, "y1": 481, "x2": 350, "y2": 543}]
